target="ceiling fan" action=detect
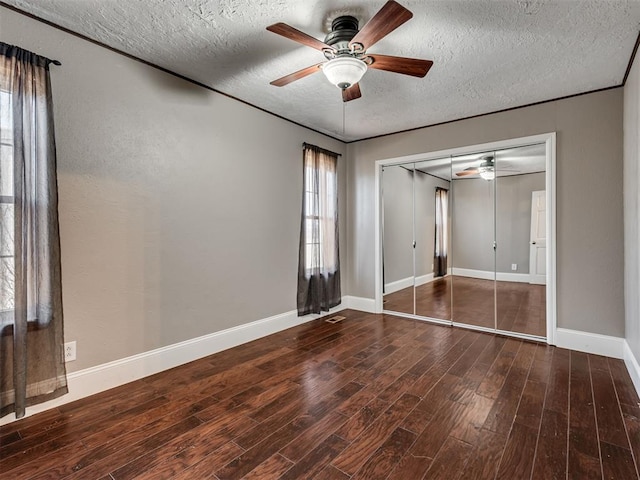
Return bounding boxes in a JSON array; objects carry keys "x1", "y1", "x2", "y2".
[
  {"x1": 455, "y1": 155, "x2": 519, "y2": 180},
  {"x1": 266, "y1": 0, "x2": 433, "y2": 102}
]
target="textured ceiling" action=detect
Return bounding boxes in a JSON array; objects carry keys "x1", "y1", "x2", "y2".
[
  {"x1": 4, "y1": 0, "x2": 640, "y2": 141},
  {"x1": 415, "y1": 142, "x2": 545, "y2": 180}
]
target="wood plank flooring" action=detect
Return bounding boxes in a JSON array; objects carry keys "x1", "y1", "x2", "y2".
[
  {"x1": 1, "y1": 310, "x2": 638, "y2": 479},
  {"x1": 384, "y1": 276, "x2": 546, "y2": 337}
]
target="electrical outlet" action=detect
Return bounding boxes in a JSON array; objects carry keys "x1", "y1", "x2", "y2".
[
  {"x1": 64, "y1": 341, "x2": 76, "y2": 362},
  {"x1": 511, "y1": 264, "x2": 518, "y2": 271}
]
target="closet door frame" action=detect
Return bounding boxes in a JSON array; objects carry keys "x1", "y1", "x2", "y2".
[{"x1": 374, "y1": 132, "x2": 556, "y2": 345}]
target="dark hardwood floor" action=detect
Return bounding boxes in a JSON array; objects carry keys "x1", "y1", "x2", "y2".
[
  {"x1": 384, "y1": 276, "x2": 546, "y2": 337},
  {"x1": 1, "y1": 310, "x2": 638, "y2": 479}
]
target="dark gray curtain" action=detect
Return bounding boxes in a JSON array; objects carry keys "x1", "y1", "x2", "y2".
[
  {"x1": 297, "y1": 144, "x2": 341, "y2": 315},
  {"x1": 434, "y1": 187, "x2": 448, "y2": 277},
  {"x1": 0, "y1": 43, "x2": 67, "y2": 419}
]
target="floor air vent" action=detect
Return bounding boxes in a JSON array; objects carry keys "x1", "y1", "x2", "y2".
[{"x1": 325, "y1": 315, "x2": 346, "y2": 324}]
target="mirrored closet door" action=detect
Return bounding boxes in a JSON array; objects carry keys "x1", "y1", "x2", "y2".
[
  {"x1": 381, "y1": 141, "x2": 548, "y2": 340},
  {"x1": 450, "y1": 151, "x2": 496, "y2": 331},
  {"x1": 381, "y1": 158, "x2": 453, "y2": 323},
  {"x1": 494, "y1": 145, "x2": 547, "y2": 337},
  {"x1": 413, "y1": 159, "x2": 452, "y2": 321},
  {"x1": 382, "y1": 163, "x2": 415, "y2": 316}
]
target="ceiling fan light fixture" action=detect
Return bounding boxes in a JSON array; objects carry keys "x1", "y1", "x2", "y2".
[
  {"x1": 479, "y1": 168, "x2": 495, "y2": 181},
  {"x1": 322, "y1": 57, "x2": 367, "y2": 89}
]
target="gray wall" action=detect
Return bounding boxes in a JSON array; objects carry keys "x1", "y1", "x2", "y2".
[
  {"x1": 382, "y1": 166, "x2": 413, "y2": 285},
  {"x1": 497, "y1": 173, "x2": 546, "y2": 274},
  {"x1": 451, "y1": 178, "x2": 495, "y2": 273},
  {"x1": 624, "y1": 52, "x2": 640, "y2": 360},
  {"x1": 347, "y1": 88, "x2": 624, "y2": 337},
  {"x1": 452, "y1": 173, "x2": 545, "y2": 274},
  {"x1": 382, "y1": 166, "x2": 450, "y2": 286},
  {"x1": 2, "y1": 7, "x2": 347, "y2": 372}
]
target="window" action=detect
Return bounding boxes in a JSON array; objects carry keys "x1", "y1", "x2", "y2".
[
  {"x1": 297, "y1": 144, "x2": 341, "y2": 316},
  {"x1": 0, "y1": 42, "x2": 68, "y2": 419},
  {"x1": 0, "y1": 89, "x2": 13, "y2": 316},
  {"x1": 303, "y1": 152, "x2": 337, "y2": 274}
]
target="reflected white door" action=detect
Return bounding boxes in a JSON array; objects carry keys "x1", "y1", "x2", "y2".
[{"x1": 529, "y1": 190, "x2": 546, "y2": 284}]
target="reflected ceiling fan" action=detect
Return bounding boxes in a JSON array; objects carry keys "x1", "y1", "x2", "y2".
[
  {"x1": 455, "y1": 155, "x2": 519, "y2": 180},
  {"x1": 266, "y1": 0, "x2": 433, "y2": 102}
]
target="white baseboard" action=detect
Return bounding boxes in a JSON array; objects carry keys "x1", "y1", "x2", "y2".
[
  {"x1": 384, "y1": 276, "x2": 413, "y2": 294},
  {"x1": 415, "y1": 273, "x2": 435, "y2": 286},
  {"x1": 623, "y1": 341, "x2": 640, "y2": 398},
  {"x1": 452, "y1": 267, "x2": 531, "y2": 283},
  {"x1": 496, "y1": 272, "x2": 532, "y2": 283},
  {"x1": 384, "y1": 273, "x2": 437, "y2": 294},
  {"x1": 1, "y1": 299, "x2": 352, "y2": 425},
  {"x1": 344, "y1": 295, "x2": 376, "y2": 313},
  {"x1": 9, "y1": 296, "x2": 630, "y2": 425},
  {"x1": 555, "y1": 328, "x2": 624, "y2": 359}
]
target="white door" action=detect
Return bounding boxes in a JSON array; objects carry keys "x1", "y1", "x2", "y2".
[{"x1": 529, "y1": 190, "x2": 546, "y2": 284}]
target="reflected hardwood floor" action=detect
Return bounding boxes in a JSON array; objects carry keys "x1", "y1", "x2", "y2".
[
  {"x1": 384, "y1": 276, "x2": 546, "y2": 337},
  {"x1": 1, "y1": 310, "x2": 638, "y2": 479}
]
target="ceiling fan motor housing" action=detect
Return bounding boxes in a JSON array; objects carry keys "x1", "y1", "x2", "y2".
[
  {"x1": 324, "y1": 16, "x2": 359, "y2": 53},
  {"x1": 480, "y1": 155, "x2": 495, "y2": 168}
]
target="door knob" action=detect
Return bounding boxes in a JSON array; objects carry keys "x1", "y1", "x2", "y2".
[{"x1": 531, "y1": 241, "x2": 536, "y2": 245}]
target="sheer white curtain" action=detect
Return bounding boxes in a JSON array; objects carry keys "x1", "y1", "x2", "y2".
[
  {"x1": 0, "y1": 43, "x2": 67, "y2": 419},
  {"x1": 297, "y1": 144, "x2": 341, "y2": 315}
]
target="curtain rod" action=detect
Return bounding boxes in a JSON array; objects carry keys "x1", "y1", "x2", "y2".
[
  {"x1": 302, "y1": 142, "x2": 342, "y2": 157},
  {"x1": 394, "y1": 164, "x2": 451, "y2": 182},
  {"x1": 0, "y1": 41, "x2": 62, "y2": 66}
]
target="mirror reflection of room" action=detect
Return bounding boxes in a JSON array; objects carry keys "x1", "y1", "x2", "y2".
[
  {"x1": 414, "y1": 159, "x2": 452, "y2": 320},
  {"x1": 382, "y1": 158, "x2": 452, "y2": 320},
  {"x1": 495, "y1": 146, "x2": 546, "y2": 336},
  {"x1": 450, "y1": 151, "x2": 496, "y2": 330},
  {"x1": 382, "y1": 142, "x2": 547, "y2": 339},
  {"x1": 451, "y1": 143, "x2": 547, "y2": 337},
  {"x1": 382, "y1": 163, "x2": 416, "y2": 315}
]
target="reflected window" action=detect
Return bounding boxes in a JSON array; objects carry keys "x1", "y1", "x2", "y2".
[{"x1": 434, "y1": 187, "x2": 448, "y2": 277}]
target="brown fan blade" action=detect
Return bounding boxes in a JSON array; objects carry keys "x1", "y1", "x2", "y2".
[
  {"x1": 267, "y1": 23, "x2": 335, "y2": 52},
  {"x1": 456, "y1": 169, "x2": 479, "y2": 177},
  {"x1": 342, "y1": 83, "x2": 362, "y2": 102},
  {"x1": 349, "y1": 1, "x2": 413, "y2": 51},
  {"x1": 270, "y1": 63, "x2": 324, "y2": 87},
  {"x1": 368, "y1": 54, "x2": 433, "y2": 77}
]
